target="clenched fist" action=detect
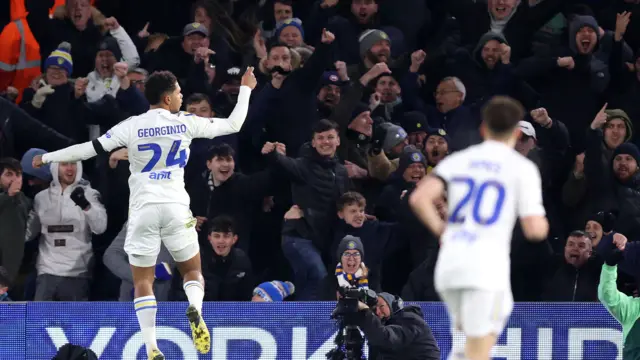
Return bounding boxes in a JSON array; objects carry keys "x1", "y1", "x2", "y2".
[
  {"x1": 262, "y1": 142, "x2": 276, "y2": 154},
  {"x1": 410, "y1": 50, "x2": 427, "y2": 72},
  {"x1": 530, "y1": 108, "x2": 552, "y2": 127},
  {"x1": 557, "y1": 57, "x2": 575, "y2": 70},
  {"x1": 113, "y1": 62, "x2": 129, "y2": 79},
  {"x1": 74, "y1": 77, "x2": 89, "y2": 99},
  {"x1": 104, "y1": 17, "x2": 121, "y2": 31}
]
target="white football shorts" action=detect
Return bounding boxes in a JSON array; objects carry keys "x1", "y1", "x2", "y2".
[
  {"x1": 438, "y1": 288, "x2": 514, "y2": 338},
  {"x1": 124, "y1": 203, "x2": 199, "y2": 267}
]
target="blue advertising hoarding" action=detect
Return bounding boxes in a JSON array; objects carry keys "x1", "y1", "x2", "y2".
[{"x1": 0, "y1": 302, "x2": 624, "y2": 359}]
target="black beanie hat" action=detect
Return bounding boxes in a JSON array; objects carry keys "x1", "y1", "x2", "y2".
[
  {"x1": 613, "y1": 143, "x2": 640, "y2": 165},
  {"x1": 337, "y1": 235, "x2": 365, "y2": 261},
  {"x1": 397, "y1": 145, "x2": 427, "y2": 175}
]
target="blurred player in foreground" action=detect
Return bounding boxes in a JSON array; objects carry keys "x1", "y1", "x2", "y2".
[
  {"x1": 409, "y1": 96, "x2": 549, "y2": 360},
  {"x1": 33, "y1": 68, "x2": 257, "y2": 360}
]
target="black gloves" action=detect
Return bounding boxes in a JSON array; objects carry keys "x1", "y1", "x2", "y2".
[
  {"x1": 70, "y1": 187, "x2": 90, "y2": 210},
  {"x1": 369, "y1": 123, "x2": 388, "y2": 156}
]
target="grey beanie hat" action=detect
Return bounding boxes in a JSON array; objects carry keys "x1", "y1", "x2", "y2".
[
  {"x1": 359, "y1": 29, "x2": 391, "y2": 58},
  {"x1": 378, "y1": 292, "x2": 396, "y2": 308},
  {"x1": 337, "y1": 235, "x2": 365, "y2": 261},
  {"x1": 378, "y1": 292, "x2": 404, "y2": 313},
  {"x1": 381, "y1": 123, "x2": 408, "y2": 153}
]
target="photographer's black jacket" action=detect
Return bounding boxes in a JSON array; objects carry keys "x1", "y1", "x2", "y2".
[{"x1": 356, "y1": 305, "x2": 440, "y2": 360}]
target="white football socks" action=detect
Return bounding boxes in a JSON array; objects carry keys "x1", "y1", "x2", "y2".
[
  {"x1": 183, "y1": 280, "x2": 204, "y2": 313},
  {"x1": 134, "y1": 295, "x2": 158, "y2": 355}
]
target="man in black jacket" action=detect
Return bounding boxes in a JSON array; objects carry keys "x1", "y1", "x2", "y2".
[
  {"x1": 170, "y1": 216, "x2": 254, "y2": 301},
  {"x1": 262, "y1": 119, "x2": 351, "y2": 300},
  {"x1": 355, "y1": 292, "x2": 440, "y2": 360}
]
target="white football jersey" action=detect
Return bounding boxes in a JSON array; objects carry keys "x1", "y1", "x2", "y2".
[
  {"x1": 432, "y1": 140, "x2": 545, "y2": 291},
  {"x1": 94, "y1": 88, "x2": 251, "y2": 210}
]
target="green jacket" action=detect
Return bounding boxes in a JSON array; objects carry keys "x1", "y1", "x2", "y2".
[{"x1": 598, "y1": 264, "x2": 640, "y2": 359}]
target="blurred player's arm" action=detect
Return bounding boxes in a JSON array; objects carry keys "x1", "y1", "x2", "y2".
[
  {"x1": 41, "y1": 120, "x2": 130, "y2": 164},
  {"x1": 518, "y1": 162, "x2": 549, "y2": 242},
  {"x1": 186, "y1": 85, "x2": 252, "y2": 138},
  {"x1": 409, "y1": 174, "x2": 446, "y2": 237}
]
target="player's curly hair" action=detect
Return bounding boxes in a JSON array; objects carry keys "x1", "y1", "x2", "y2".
[{"x1": 144, "y1": 71, "x2": 178, "y2": 105}]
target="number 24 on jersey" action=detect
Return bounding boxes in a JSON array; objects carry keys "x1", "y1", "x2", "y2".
[{"x1": 138, "y1": 140, "x2": 187, "y2": 172}]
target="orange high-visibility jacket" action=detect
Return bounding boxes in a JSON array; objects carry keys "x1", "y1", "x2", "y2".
[{"x1": 0, "y1": 0, "x2": 42, "y2": 103}]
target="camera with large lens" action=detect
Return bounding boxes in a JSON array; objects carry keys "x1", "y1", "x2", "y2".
[
  {"x1": 332, "y1": 287, "x2": 378, "y2": 318},
  {"x1": 326, "y1": 287, "x2": 378, "y2": 360}
]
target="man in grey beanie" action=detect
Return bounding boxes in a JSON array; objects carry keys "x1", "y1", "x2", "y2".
[
  {"x1": 359, "y1": 29, "x2": 392, "y2": 68},
  {"x1": 378, "y1": 123, "x2": 408, "y2": 158}
]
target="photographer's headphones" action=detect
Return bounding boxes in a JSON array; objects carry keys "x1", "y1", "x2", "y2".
[{"x1": 379, "y1": 292, "x2": 404, "y2": 314}]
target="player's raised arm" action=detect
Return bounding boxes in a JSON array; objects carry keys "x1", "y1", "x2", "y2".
[
  {"x1": 409, "y1": 174, "x2": 447, "y2": 237},
  {"x1": 189, "y1": 67, "x2": 257, "y2": 139},
  {"x1": 518, "y1": 162, "x2": 549, "y2": 242}
]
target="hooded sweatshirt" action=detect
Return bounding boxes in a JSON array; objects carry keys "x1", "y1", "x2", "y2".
[
  {"x1": 33, "y1": 161, "x2": 107, "y2": 277},
  {"x1": 568, "y1": 15, "x2": 609, "y2": 94}
]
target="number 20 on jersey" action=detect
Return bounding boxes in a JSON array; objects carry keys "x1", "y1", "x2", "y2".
[{"x1": 448, "y1": 177, "x2": 506, "y2": 225}]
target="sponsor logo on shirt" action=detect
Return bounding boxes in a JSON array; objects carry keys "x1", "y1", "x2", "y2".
[{"x1": 149, "y1": 171, "x2": 172, "y2": 180}]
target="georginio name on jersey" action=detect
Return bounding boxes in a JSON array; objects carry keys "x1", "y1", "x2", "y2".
[{"x1": 137, "y1": 124, "x2": 188, "y2": 138}]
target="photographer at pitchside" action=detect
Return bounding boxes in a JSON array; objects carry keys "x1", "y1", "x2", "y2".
[{"x1": 354, "y1": 292, "x2": 440, "y2": 360}]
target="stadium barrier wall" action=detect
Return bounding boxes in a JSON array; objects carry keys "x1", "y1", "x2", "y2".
[{"x1": 0, "y1": 302, "x2": 624, "y2": 360}]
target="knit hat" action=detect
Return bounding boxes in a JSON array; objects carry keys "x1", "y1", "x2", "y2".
[
  {"x1": 253, "y1": 280, "x2": 295, "y2": 302},
  {"x1": 320, "y1": 71, "x2": 345, "y2": 88},
  {"x1": 97, "y1": 36, "x2": 123, "y2": 61},
  {"x1": 587, "y1": 211, "x2": 617, "y2": 233},
  {"x1": 400, "y1": 111, "x2": 427, "y2": 134},
  {"x1": 378, "y1": 292, "x2": 404, "y2": 314},
  {"x1": 274, "y1": 18, "x2": 304, "y2": 40},
  {"x1": 425, "y1": 128, "x2": 451, "y2": 145},
  {"x1": 351, "y1": 102, "x2": 370, "y2": 120},
  {"x1": 183, "y1": 22, "x2": 209, "y2": 37},
  {"x1": 359, "y1": 29, "x2": 391, "y2": 58},
  {"x1": 44, "y1": 42, "x2": 73, "y2": 75},
  {"x1": 397, "y1": 145, "x2": 427, "y2": 174},
  {"x1": 20, "y1": 148, "x2": 52, "y2": 182},
  {"x1": 337, "y1": 235, "x2": 365, "y2": 261},
  {"x1": 381, "y1": 123, "x2": 407, "y2": 153},
  {"x1": 613, "y1": 143, "x2": 640, "y2": 164},
  {"x1": 605, "y1": 109, "x2": 633, "y2": 143}
]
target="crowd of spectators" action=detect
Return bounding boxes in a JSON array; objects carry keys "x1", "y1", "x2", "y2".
[{"x1": 1, "y1": 0, "x2": 640, "y2": 304}]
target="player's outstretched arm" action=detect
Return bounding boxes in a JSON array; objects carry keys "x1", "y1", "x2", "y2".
[
  {"x1": 520, "y1": 216, "x2": 549, "y2": 242},
  {"x1": 35, "y1": 141, "x2": 98, "y2": 166},
  {"x1": 34, "y1": 120, "x2": 130, "y2": 167},
  {"x1": 191, "y1": 67, "x2": 257, "y2": 139},
  {"x1": 409, "y1": 175, "x2": 446, "y2": 237},
  {"x1": 518, "y1": 161, "x2": 549, "y2": 242}
]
